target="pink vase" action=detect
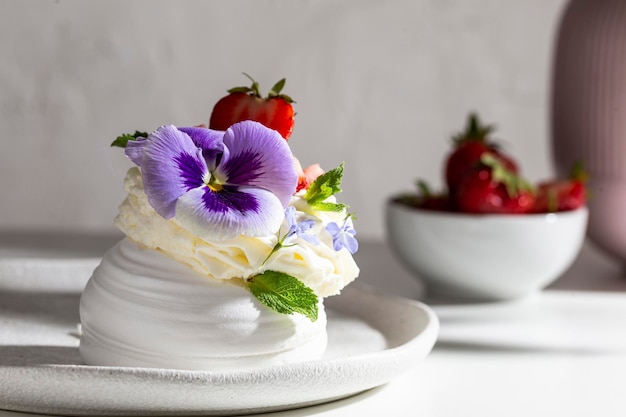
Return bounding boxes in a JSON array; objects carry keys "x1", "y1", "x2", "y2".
[{"x1": 551, "y1": 0, "x2": 626, "y2": 263}]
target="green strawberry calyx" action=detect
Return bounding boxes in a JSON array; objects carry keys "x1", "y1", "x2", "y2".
[
  {"x1": 227, "y1": 73, "x2": 295, "y2": 103},
  {"x1": 452, "y1": 112, "x2": 495, "y2": 145},
  {"x1": 570, "y1": 160, "x2": 589, "y2": 182},
  {"x1": 480, "y1": 153, "x2": 535, "y2": 198}
]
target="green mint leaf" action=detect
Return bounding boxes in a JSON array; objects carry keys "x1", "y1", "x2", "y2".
[
  {"x1": 248, "y1": 270, "x2": 318, "y2": 322},
  {"x1": 304, "y1": 162, "x2": 345, "y2": 211},
  {"x1": 312, "y1": 201, "x2": 347, "y2": 212},
  {"x1": 111, "y1": 130, "x2": 148, "y2": 148},
  {"x1": 111, "y1": 134, "x2": 134, "y2": 148}
]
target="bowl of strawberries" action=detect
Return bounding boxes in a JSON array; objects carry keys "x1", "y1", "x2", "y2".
[{"x1": 386, "y1": 114, "x2": 588, "y2": 301}]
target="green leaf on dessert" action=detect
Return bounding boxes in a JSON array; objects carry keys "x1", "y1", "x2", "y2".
[
  {"x1": 111, "y1": 131, "x2": 148, "y2": 148},
  {"x1": 311, "y1": 201, "x2": 347, "y2": 212},
  {"x1": 304, "y1": 162, "x2": 346, "y2": 212},
  {"x1": 248, "y1": 270, "x2": 319, "y2": 322}
]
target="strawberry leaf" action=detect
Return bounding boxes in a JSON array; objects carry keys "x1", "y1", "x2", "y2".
[
  {"x1": 570, "y1": 160, "x2": 589, "y2": 182},
  {"x1": 269, "y1": 78, "x2": 295, "y2": 103},
  {"x1": 227, "y1": 86, "x2": 254, "y2": 94},
  {"x1": 480, "y1": 153, "x2": 535, "y2": 198},
  {"x1": 240, "y1": 72, "x2": 261, "y2": 97},
  {"x1": 452, "y1": 113, "x2": 495, "y2": 144},
  {"x1": 248, "y1": 270, "x2": 318, "y2": 322},
  {"x1": 547, "y1": 188, "x2": 559, "y2": 213},
  {"x1": 269, "y1": 78, "x2": 286, "y2": 96},
  {"x1": 304, "y1": 162, "x2": 346, "y2": 211},
  {"x1": 416, "y1": 180, "x2": 433, "y2": 198}
]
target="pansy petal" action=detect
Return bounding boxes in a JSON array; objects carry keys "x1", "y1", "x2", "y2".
[
  {"x1": 142, "y1": 125, "x2": 209, "y2": 219},
  {"x1": 178, "y1": 126, "x2": 225, "y2": 171},
  {"x1": 216, "y1": 121, "x2": 297, "y2": 207},
  {"x1": 125, "y1": 137, "x2": 147, "y2": 166},
  {"x1": 174, "y1": 185, "x2": 285, "y2": 240}
]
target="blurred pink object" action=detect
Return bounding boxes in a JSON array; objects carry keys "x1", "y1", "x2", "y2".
[
  {"x1": 293, "y1": 157, "x2": 325, "y2": 192},
  {"x1": 551, "y1": 0, "x2": 626, "y2": 263}
]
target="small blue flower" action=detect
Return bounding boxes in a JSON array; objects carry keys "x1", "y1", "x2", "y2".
[
  {"x1": 326, "y1": 217, "x2": 358, "y2": 254},
  {"x1": 284, "y1": 206, "x2": 320, "y2": 245}
]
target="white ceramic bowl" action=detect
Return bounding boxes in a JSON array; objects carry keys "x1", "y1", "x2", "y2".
[{"x1": 385, "y1": 201, "x2": 589, "y2": 301}]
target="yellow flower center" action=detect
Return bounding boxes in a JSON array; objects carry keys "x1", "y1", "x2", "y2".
[
  {"x1": 205, "y1": 173, "x2": 224, "y2": 192},
  {"x1": 208, "y1": 183, "x2": 223, "y2": 192}
]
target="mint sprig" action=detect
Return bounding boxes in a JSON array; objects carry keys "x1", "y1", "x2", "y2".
[
  {"x1": 248, "y1": 270, "x2": 318, "y2": 322},
  {"x1": 111, "y1": 131, "x2": 148, "y2": 148},
  {"x1": 303, "y1": 162, "x2": 347, "y2": 212}
]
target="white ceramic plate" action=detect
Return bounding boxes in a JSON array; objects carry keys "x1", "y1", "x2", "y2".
[{"x1": 0, "y1": 278, "x2": 438, "y2": 416}]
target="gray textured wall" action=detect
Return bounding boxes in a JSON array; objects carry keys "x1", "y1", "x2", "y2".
[{"x1": 0, "y1": 0, "x2": 567, "y2": 239}]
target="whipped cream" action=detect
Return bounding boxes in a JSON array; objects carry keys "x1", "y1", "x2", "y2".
[
  {"x1": 115, "y1": 167, "x2": 359, "y2": 297},
  {"x1": 79, "y1": 239, "x2": 328, "y2": 370}
]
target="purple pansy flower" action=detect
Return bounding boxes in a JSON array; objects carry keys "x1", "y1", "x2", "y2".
[
  {"x1": 126, "y1": 121, "x2": 297, "y2": 240},
  {"x1": 326, "y1": 217, "x2": 358, "y2": 254},
  {"x1": 284, "y1": 206, "x2": 320, "y2": 245}
]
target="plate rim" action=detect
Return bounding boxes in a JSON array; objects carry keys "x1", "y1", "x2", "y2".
[{"x1": 0, "y1": 284, "x2": 439, "y2": 416}]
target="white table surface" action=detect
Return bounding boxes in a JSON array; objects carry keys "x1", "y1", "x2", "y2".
[{"x1": 1, "y1": 232, "x2": 626, "y2": 417}]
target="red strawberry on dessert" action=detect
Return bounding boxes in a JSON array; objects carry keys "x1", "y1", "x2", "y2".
[
  {"x1": 532, "y1": 162, "x2": 588, "y2": 213},
  {"x1": 454, "y1": 153, "x2": 535, "y2": 214},
  {"x1": 209, "y1": 73, "x2": 295, "y2": 140},
  {"x1": 445, "y1": 113, "x2": 518, "y2": 193}
]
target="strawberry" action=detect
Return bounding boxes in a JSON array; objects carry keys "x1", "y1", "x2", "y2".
[
  {"x1": 393, "y1": 181, "x2": 452, "y2": 211},
  {"x1": 209, "y1": 73, "x2": 295, "y2": 140},
  {"x1": 532, "y1": 162, "x2": 587, "y2": 213},
  {"x1": 454, "y1": 153, "x2": 535, "y2": 214},
  {"x1": 414, "y1": 180, "x2": 452, "y2": 211},
  {"x1": 445, "y1": 113, "x2": 518, "y2": 193}
]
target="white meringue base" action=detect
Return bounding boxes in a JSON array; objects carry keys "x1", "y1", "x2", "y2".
[{"x1": 79, "y1": 239, "x2": 328, "y2": 371}]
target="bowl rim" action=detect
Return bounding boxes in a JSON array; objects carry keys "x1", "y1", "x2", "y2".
[{"x1": 386, "y1": 198, "x2": 589, "y2": 221}]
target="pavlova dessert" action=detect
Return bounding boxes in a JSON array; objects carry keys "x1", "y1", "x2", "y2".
[{"x1": 79, "y1": 75, "x2": 359, "y2": 370}]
